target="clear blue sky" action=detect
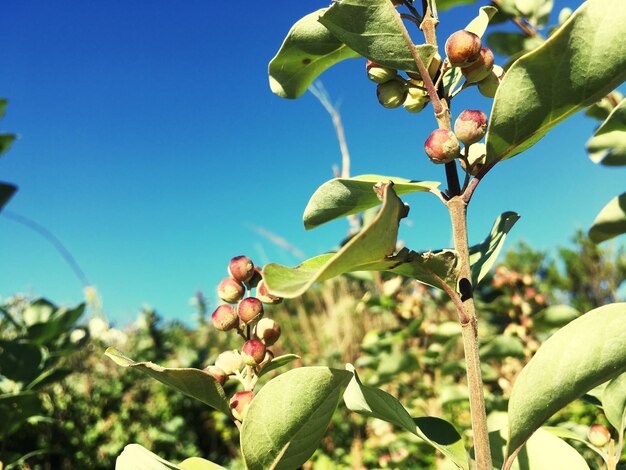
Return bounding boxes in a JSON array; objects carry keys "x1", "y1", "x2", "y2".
[{"x1": 0, "y1": 1, "x2": 623, "y2": 325}]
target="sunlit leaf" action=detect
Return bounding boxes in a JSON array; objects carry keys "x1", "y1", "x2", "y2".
[
  {"x1": 303, "y1": 175, "x2": 439, "y2": 229},
  {"x1": 486, "y1": 0, "x2": 626, "y2": 165},
  {"x1": 241, "y1": 367, "x2": 351, "y2": 470},
  {"x1": 116, "y1": 444, "x2": 181, "y2": 470},
  {"x1": 588, "y1": 192, "x2": 626, "y2": 243},
  {"x1": 507, "y1": 303, "x2": 626, "y2": 454},
  {"x1": 602, "y1": 372, "x2": 626, "y2": 433},
  {"x1": 464, "y1": 6, "x2": 498, "y2": 39},
  {"x1": 319, "y1": 0, "x2": 437, "y2": 73},
  {"x1": 269, "y1": 9, "x2": 360, "y2": 99},
  {"x1": 257, "y1": 353, "x2": 300, "y2": 378},
  {"x1": 479, "y1": 335, "x2": 525, "y2": 360},
  {"x1": 587, "y1": 98, "x2": 626, "y2": 166},
  {"x1": 469, "y1": 211, "x2": 520, "y2": 286},
  {"x1": 179, "y1": 457, "x2": 226, "y2": 470},
  {"x1": 105, "y1": 347, "x2": 230, "y2": 415},
  {"x1": 533, "y1": 304, "x2": 581, "y2": 330},
  {"x1": 437, "y1": 0, "x2": 476, "y2": 11}
]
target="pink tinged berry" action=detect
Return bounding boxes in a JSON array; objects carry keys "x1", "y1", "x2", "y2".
[
  {"x1": 588, "y1": 424, "x2": 611, "y2": 447},
  {"x1": 424, "y1": 129, "x2": 460, "y2": 164},
  {"x1": 217, "y1": 277, "x2": 244, "y2": 303},
  {"x1": 462, "y1": 48, "x2": 494, "y2": 83},
  {"x1": 454, "y1": 110, "x2": 488, "y2": 146},
  {"x1": 256, "y1": 280, "x2": 282, "y2": 305},
  {"x1": 211, "y1": 304, "x2": 239, "y2": 331},
  {"x1": 237, "y1": 297, "x2": 264, "y2": 324},
  {"x1": 366, "y1": 60, "x2": 397, "y2": 84},
  {"x1": 445, "y1": 30, "x2": 482, "y2": 68},
  {"x1": 254, "y1": 318, "x2": 282, "y2": 346},
  {"x1": 242, "y1": 339, "x2": 267, "y2": 366},
  {"x1": 228, "y1": 255, "x2": 255, "y2": 283},
  {"x1": 203, "y1": 365, "x2": 227, "y2": 385},
  {"x1": 230, "y1": 391, "x2": 255, "y2": 421}
]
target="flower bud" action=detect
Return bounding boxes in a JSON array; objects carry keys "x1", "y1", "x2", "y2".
[
  {"x1": 242, "y1": 339, "x2": 266, "y2": 366},
  {"x1": 214, "y1": 350, "x2": 243, "y2": 375},
  {"x1": 230, "y1": 391, "x2": 255, "y2": 421},
  {"x1": 228, "y1": 255, "x2": 255, "y2": 283},
  {"x1": 256, "y1": 280, "x2": 282, "y2": 305},
  {"x1": 587, "y1": 424, "x2": 611, "y2": 447},
  {"x1": 454, "y1": 110, "x2": 488, "y2": 146},
  {"x1": 478, "y1": 65, "x2": 504, "y2": 98},
  {"x1": 445, "y1": 30, "x2": 482, "y2": 67},
  {"x1": 424, "y1": 129, "x2": 460, "y2": 164},
  {"x1": 203, "y1": 365, "x2": 227, "y2": 385},
  {"x1": 237, "y1": 297, "x2": 264, "y2": 324},
  {"x1": 376, "y1": 78, "x2": 408, "y2": 109},
  {"x1": 254, "y1": 318, "x2": 282, "y2": 346},
  {"x1": 217, "y1": 277, "x2": 244, "y2": 303},
  {"x1": 459, "y1": 143, "x2": 487, "y2": 176},
  {"x1": 211, "y1": 304, "x2": 239, "y2": 331},
  {"x1": 366, "y1": 60, "x2": 397, "y2": 84},
  {"x1": 461, "y1": 48, "x2": 494, "y2": 83},
  {"x1": 403, "y1": 86, "x2": 429, "y2": 113}
]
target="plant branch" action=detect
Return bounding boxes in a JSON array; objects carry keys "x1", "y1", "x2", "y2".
[
  {"x1": 448, "y1": 196, "x2": 492, "y2": 470},
  {"x1": 445, "y1": 161, "x2": 461, "y2": 197},
  {"x1": 403, "y1": 0, "x2": 423, "y2": 23}
]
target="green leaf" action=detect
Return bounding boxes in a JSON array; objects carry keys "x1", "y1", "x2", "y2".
[
  {"x1": 104, "y1": 347, "x2": 230, "y2": 415},
  {"x1": 533, "y1": 304, "x2": 581, "y2": 330},
  {"x1": 585, "y1": 91, "x2": 623, "y2": 121},
  {"x1": 437, "y1": 0, "x2": 476, "y2": 12},
  {"x1": 514, "y1": 0, "x2": 554, "y2": 27},
  {"x1": 507, "y1": 303, "x2": 626, "y2": 454},
  {"x1": 589, "y1": 192, "x2": 626, "y2": 243},
  {"x1": 464, "y1": 6, "x2": 498, "y2": 39},
  {"x1": 319, "y1": 0, "x2": 437, "y2": 73},
  {"x1": 257, "y1": 353, "x2": 300, "y2": 378},
  {"x1": 116, "y1": 444, "x2": 182, "y2": 470},
  {"x1": 343, "y1": 365, "x2": 468, "y2": 468},
  {"x1": 241, "y1": 367, "x2": 352, "y2": 470},
  {"x1": 0, "y1": 392, "x2": 42, "y2": 438},
  {"x1": 491, "y1": 427, "x2": 589, "y2": 470},
  {"x1": 0, "y1": 340, "x2": 45, "y2": 383},
  {"x1": 264, "y1": 182, "x2": 407, "y2": 298},
  {"x1": 179, "y1": 457, "x2": 227, "y2": 470},
  {"x1": 269, "y1": 9, "x2": 360, "y2": 99},
  {"x1": 486, "y1": 0, "x2": 626, "y2": 165},
  {"x1": 0, "y1": 182, "x2": 17, "y2": 212},
  {"x1": 0, "y1": 98, "x2": 7, "y2": 119},
  {"x1": 0, "y1": 134, "x2": 16, "y2": 157},
  {"x1": 543, "y1": 426, "x2": 603, "y2": 457},
  {"x1": 26, "y1": 303, "x2": 85, "y2": 345},
  {"x1": 469, "y1": 211, "x2": 520, "y2": 286},
  {"x1": 479, "y1": 335, "x2": 526, "y2": 360},
  {"x1": 587, "y1": 98, "x2": 626, "y2": 166},
  {"x1": 303, "y1": 175, "x2": 439, "y2": 229},
  {"x1": 602, "y1": 372, "x2": 626, "y2": 433}
]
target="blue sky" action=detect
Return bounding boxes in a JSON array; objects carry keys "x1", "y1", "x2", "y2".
[{"x1": 0, "y1": 1, "x2": 623, "y2": 325}]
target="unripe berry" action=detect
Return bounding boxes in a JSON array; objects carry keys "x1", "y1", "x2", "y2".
[
  {"x1": 256, "y1": 280, "x2": 282, "y2": 305},
  {"x1": 454, "y1": 110, "x2": 488, "y2": 146},
  {"x1": 587, "y1": 424, "x2": 611, "y2": 447},
  {"x1": 228, "y1": 256, "x2": 255, "y2": 283},
  {"x1": 403, "y1": 86, "x2": 429, "y2": 113},
  {"x1": 217, "y1": 277, "x2": 244, "y2": 303},
  {"x1": 242, "y1": 339, "x2": 266, "y2": 366},
  {"x1": 462, "y1": 48, "x2": 494, "y2": 83},
  {"x1": 203, "y1": 365, "x2": 227, "y2": 385},
  {"x1": 445, "y1": 30, "x2": 482, "y2": 68},
  {"x1": 459, "y1": 143, "x2": 487, "y2": 176},
  {"x1": 254, "y1": 318, "x2": 282, "y2": 346},
  {"x1": 478, "y1": 65, "x2": 504, "y2": 98},
  {"x1": 214, "y1": 350, "x2": 243, "y2": 375},
  {"x1": 237, "y1": 297, "x2": 264, "y2": 324},
  {"x1": 424, "y1": 129, "x2": 460, "y2": 164},
  {"x1": 366, "y1": 60, "x2": 397, "y2": 84},
  {"x1": 376, "y1": 78, "x2": 408, "y2": 109},
  {"x1": 230, "y1": 391, "x2": 255, "y2": 421},
  {"x1": 211, "y1": 304, "x2": 239, "y2": 331}
]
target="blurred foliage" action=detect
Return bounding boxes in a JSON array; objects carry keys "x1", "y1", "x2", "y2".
[{"x1": 0, "y1": 232, "x2": 623, "y2": 469}]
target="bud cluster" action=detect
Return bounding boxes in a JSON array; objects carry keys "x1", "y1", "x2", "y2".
[{"x1": 204, "y1": 255, "x2": 284, "y2": 422}]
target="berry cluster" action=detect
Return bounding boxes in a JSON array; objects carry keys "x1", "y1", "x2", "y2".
[{"x1": 203, "y1": 255, "x2": 283, "y2": 422}]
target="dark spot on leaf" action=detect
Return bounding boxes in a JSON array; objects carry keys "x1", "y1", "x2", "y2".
[{"x1": 302, "y1": 58, "x2": 311, "y2": 65}]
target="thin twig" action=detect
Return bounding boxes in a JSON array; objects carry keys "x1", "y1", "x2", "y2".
[
  {"x1": 403, "y1": 0, "x2": 423, "y2": 23},
  {"x1": 400, "y1": 13, "x2": 421, "y2": 27}
]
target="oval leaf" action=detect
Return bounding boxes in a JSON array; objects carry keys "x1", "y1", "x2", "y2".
[
  {"x1": 533, "y1": 304, "x2": 581, "y2": 330},
  {"x1": 105, "y1": 347, "x2": 230, "y2": 415},
  {"x1": 258, "y1": 353, "x2": 300, "y2": 378},
  {"x1": 479, "y1": 335, "x2": 526, "y2": 360},
  {"x1": 241, "y1": 367, "x2": 352, "y2": 470},
  {"x1": 486, "y1": 0, "x2": 626, "y2": 165},
  {"x1": 269, "y1": 9, "x2": 360, "y2": 99},
  {"x1": 589, "y1": 192, "x2": 626, "y2": 243},
  {"x1": 116, "y1": 444, "x2": 181, "y2": 470},
  {"x1": 264, "y1": 182, "x2": 407, "y2": 298},
  {"x1": 507, "y1": 303, "x2": 626, "y2": 454},
  {"x1": 587, "y1": 98, "x2": 626, "y2": 166},
  {"x1": 602, "y1": 371, "x2": 626, "y2": 433},
  {"x1": 319, "y1": 0, "x2": 437, "y2": 73},
  {"x1": 303, "y1": 175, "x2": 439, "y2": 229},
  {"x1": 179, "y1": 457, "x2": 226, "y2": 470},
  {"x1": 465, "y1": 6, "x2": 498, "y2": 38}
]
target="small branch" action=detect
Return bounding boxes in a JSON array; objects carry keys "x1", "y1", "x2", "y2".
[
  {"x1": 430, "y1": 270, "x2": 469, "y2": 324},
  {"x1": 445, "y1": 161, "x2": 461, "y2": 197},
  {"x1": 403, "y1": 0, "x2": 423, "y2": 23},
  {"x1": 460, "y1": 146, "x2": 471, "y2": 192},
  {"x1": 400, "y1": 13, "x2": 421, "y2": 27}
]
